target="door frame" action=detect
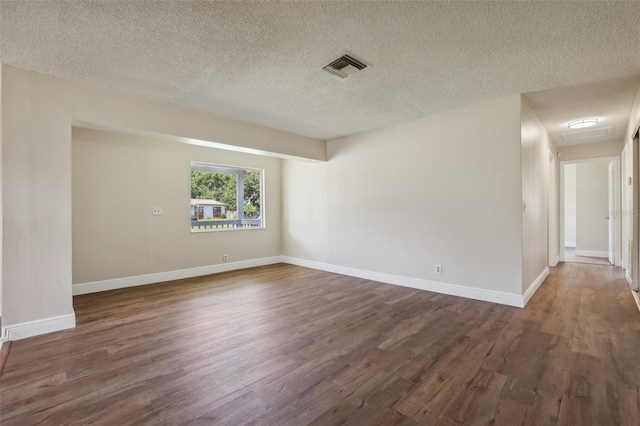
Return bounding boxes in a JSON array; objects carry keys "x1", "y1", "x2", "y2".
[
  {"x1": 548, "y1": 151, "x2": 558, "y2": 266},
  {"x1": 631, "y1": 130, "x2": 640, "y2": 290},
  {"x1": 622, "y1": 144, "x2": 629, "y2": 270},
  {"x1": 608, "y1": 160, "x2": 616, "y2": 264},
  {"x1": 559, "y1": 156, "x2": 621, "y2": 264}
]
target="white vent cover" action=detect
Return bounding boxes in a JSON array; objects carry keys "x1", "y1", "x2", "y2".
[
  {"x1": 322, "y1": 54, "x2": 368, "y2": 79},
  {"x1": 562, "y1": 126, "x2": 613, "y2": 142}
]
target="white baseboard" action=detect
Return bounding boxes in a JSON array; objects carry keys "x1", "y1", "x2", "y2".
[
  {"x1": 626, "y1": 270, "x2": 632, "y2": 286},
  {"x1": 4, "y1": 313, "x2": 76, "y2": 341},
  {"x1": 73, "y1": 256, "x2": 282, "y2": 295},
  {"x1": 554, "y1": 255, "x2": 560, "y2": 266},
  {"x1": 73, "y1": 254, "x2": 543, "y2": 312},
  {"x1": 280, "y1": 256, "x2": 525, "y2": 308},
  {"x1": 564, "y1": 242, "x2": 576, "y2": 248},
  {"x1": 575, "y1": 250, "x2": 608, "y2": 258},
  {"x1": 631, "y1": 290, "x2": 640, "y2": 314},
  {"x1": 523, "y1": 267, "x2": 549, "y2": 306}
]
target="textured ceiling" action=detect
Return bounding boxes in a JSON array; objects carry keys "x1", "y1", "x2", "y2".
[
  {"x1": 2, "y1": 1, "x2": 640, "y2": 140},
  {"x1": 524, "y1": 75, "x2": 640, "y2": 147}
]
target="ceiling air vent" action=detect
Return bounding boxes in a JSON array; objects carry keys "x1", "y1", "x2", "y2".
[
  {"x1": 561, "y1": 126, "x2": 613, "y2": 142},
  {"x1": 322, "y1": 54, "x2": 368, "y2": 79}
]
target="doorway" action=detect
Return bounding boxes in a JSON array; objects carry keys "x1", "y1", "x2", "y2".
[
  {"x1": 560, "y1": 157, "x2": 620, "y2": 266},
  {"x1": 548, "y1": 151, "x2": 558, "y2": 266}
]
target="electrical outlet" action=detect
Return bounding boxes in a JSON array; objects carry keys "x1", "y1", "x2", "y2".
[
  {"x1": 152, "y1": 206, "x2": 162, "y2": 216},
  {"x1": 223, "y1": 254, "x2": 228, "y2": 262},
  {"x1": 435, "y1": 264, "x2": 442, "y2": 275}
]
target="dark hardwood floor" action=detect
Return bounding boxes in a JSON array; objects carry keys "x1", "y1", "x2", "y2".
[
  {"x1": 1, "y1": 262, "x2": 639, "y2": 425},
  {"x1": 0, "y1": 341, "x2": 10, "y2": 377}
]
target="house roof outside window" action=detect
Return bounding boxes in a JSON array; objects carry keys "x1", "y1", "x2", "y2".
[{"x1": 190, "y1": 199, "x2": 226, "y2": 207}]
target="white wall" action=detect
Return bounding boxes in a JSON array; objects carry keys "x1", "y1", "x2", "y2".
[
  {"x1": 564, "y1": 164, "x2": 577, "y2": 246},
  {"x1": 521, "y1": 98, "x2": 556, "y2": 294},
  {"x1": 1, "y1": 65, "x2": 324, "y2": 329},
  {"x1": 72, "y1": 128, "x2": 281, "y2": 284},
  {"x1": 576, "y1": 161, "x2": 609, "y2": 254},
  {"x1": 282, "y1": 95, "x2": 524, "y2": 297}
]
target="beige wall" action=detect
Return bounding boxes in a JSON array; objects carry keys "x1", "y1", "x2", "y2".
[
  {"x1": 72, "y1": 128, "x2": 281, "y2": 284},
  {"x1": 575, "y1": 160, "x2": 609, "y2": 254},
  {"x1": 282, "y1": 95, "x2": 524, "y2": 295},
  {"x1": 1, "y1": 65, "x2": 324, "y2": 327},
  {"x1": 521, "y1": 97, "x2": 556, "y2": 293},
  {"x1": 558, "y1": 140, "x2": 623, "y2": 161}
]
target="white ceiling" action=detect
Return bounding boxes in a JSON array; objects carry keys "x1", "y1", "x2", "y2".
[
  {"x1": 2, "y1": 1, "x2": 640, "y2": 141},
  {"x1": 524, "y1": 75, "x2": 640, "y2": 147}
]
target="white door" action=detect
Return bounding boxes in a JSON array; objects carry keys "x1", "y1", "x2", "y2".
[{"x1": 609, "y1": 161, "x2": 615, "y2": 265}]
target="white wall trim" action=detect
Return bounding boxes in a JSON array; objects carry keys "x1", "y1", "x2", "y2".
[
  {"x1": 626, "y1": 270, "x2": 632, "y2": 286},
  {"x1": 564, "y1": 242, "x2": 576, "y2": 248},
  {"x1": 73, "y1": 256, "x2": 283, "y2": 295},
  {"x1": 4, "y1": 313, "x2": 76, "y2": 341},
  {"x1": 574, "y1": 249, "x2": 608, "y2": 258},
  {"x1": 553, "y1": 255, "x2": 560, "y2": 266},
  {"x1": 73, "y1": 255, "x2": 549, "y2": 314},
  {"x1": 523, "y1": 267, "x2": 549, "y2": 306},
  {"x1": 280, "y1": 256, "x2": 525, "y2": 307},
  {"x1": 631, "y1": 290, "x2": 640, "y2": 314}
]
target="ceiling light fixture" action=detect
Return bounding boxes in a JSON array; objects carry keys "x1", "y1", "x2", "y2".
[{"x1": 568, "y1": 118, "x2": 598, "y2": 129}]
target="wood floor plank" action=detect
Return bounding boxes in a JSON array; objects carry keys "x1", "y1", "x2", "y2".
[
  {"x1": 489, "y1": 398, "x2": 531, "y2": 426},
  {"x1": 0, "y1": 342, "x2": 11, "y2": 377},
  {"x1": 440, "y1": 367, "x2": 511, "y2": 424},
  {"x1": 615, "y1": 383, "x2": 640, "y2": 426},
  {"x1": 308, "y1": 370, "x2": 413, "y2": 426},
  {"x1": 1, "y1": 262, "x2": 639, "y2": 425},
  {"x1": 370, "y1": 408, "x2": 421, "y2": 425}
]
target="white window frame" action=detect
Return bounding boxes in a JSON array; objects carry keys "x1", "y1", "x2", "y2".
[{"x1": 190, "y1": 161, "x2": 265, "y2": 233}]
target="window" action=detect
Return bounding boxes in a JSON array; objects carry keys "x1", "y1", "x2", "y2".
[{"x1": 190, "y1": 162, "x2": 264, "y2": 232}]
